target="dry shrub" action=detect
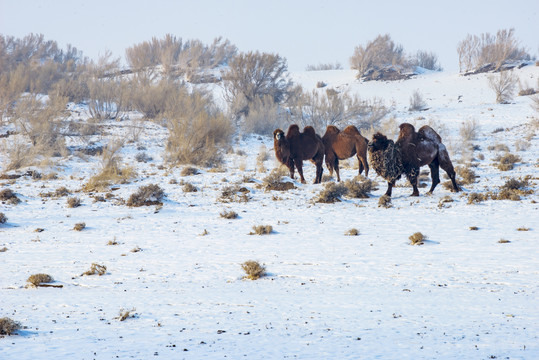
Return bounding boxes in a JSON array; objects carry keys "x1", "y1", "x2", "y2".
[
  {"x1": 250, "y1": 225, "x2": 273, "y2": 235},
  {"x1": 408, "y1": 90, "x2": 428, "y2": 111},
  {"x1": 82, "y1": 263, "x2": 107, "y2": 276},
  {"x1": 116, "y1": 308, "x2": 137, "y2": 321},
  {"x1": 165, "y1": 90, "x2": 233, "y2": 167},
  {"x1": 0, "y1": 246, "x2": 7, "y2": 252},
  {"x1": 27, "y1": 273, "x2": 53, "y2": 287},
  {"x1": 0, "y1": 189, "x2": 20, "y2": 205},
  {"x1": 73, "y1": 222, "x2": 86, "y2": 231},
  {"x1": 409, "y1": 232, "x2": 427, "y2": 245},
  {"x1": 438, "y1": 196, "x2": 454, "y2": 208},
  {"x1": 0, "y1": 317, "x2": 20, "y2": 335},
  {"x1": 219, "y1": 185, "x2": 250, "y2": 203},
  {"x1": 498, "y1": 239, "x2": 511, "y2": 244},
  {"x1": 378, "y1": 194, "x2": 392, "y2": 208},
  {"x1": 457, "y1": 166, "x2": 479, "y2": 185},
  {"x1": 180, "y1": 166, "x2": 200, "y2": 176},
  {"x1": 488, "y1": 70, "x2": 517, "y2": 104},
  {"x1": 135, "y1": 152, "x2": 152, "y2": 163},
  {"x1": 497, "y1": 153, "x2": 521, "y2": 171},
  {"x1": 492, "y1": 178, "x2": 532, "y2": 201},
  {"x1": 350, "y1": 34, "x2": 408, "y2": 79},
  {"x1": 107, "y1": 238, "x2": 119, "y2": 245},
  {"x1": 67, "y1": 196, "x2": 81, "y2": 208},
  {"x1": 0, "y1": 213, "x2": 7, "y2": 224},
  {"x1": 220, "y1": 210, "x2": 238, "y2": 219},
  {"x1": 517, "y1": 227, "x2": 530, "y2": 231},
  {"x1": 469, "y1": 226, "x2": 479, "y2": 231},
  {"x1": 182, "y1": 182, "x2": 198, "y2": 193},
  {"x1": 459, "y1": 118, "x2": 479, "y2": 143},
  {"x1": 343, "y1": 177, "x2": 377, "y2": 198},
  {"x1": 127, "y1": 184, "x2": 164, "y2": 207},
  {"x1": 263, "y1": 167, "x2": 295, "y2": 191},
  {"x1": 316, "y1": 182, "x2": 348, "y2": 203},
  {"x1": 345, "y1": 228, "x2": 359, "y2": 236},
  {"x1": 241, "y1": 260, "x2": 266, "y2": 280},
  {"x1": 84, "y1": 139, "x2": 136, "y2": 192},
  {"x1": 467, "y1": 192, "x2": 486, "y2": 204},
  {"x1": 488, "y1": 143, "x2": 509, "y2": 152}
]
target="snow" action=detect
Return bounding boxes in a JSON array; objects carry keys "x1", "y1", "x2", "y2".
[{"x1": 1, "y1": 65, "x2": 539, "y2": 359}]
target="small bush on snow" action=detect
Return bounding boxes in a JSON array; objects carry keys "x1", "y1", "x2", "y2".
[
  {"x1": 241, "y1": 260, "x2": 266, "y2": 280},
  {"x1": 127, "y1": 184, "x2": 165, "y2": 207},
  {"x1": 0, "y1": 317, "x2": 21, "y2": 335}
]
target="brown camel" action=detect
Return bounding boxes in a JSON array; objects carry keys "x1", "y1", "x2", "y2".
[
  {"x1": 322, "y1": 125, "x2": 369, "y2": 181},
  {"x1": 273, "y1": 124, "x2": 325, "y2": 184},
  {"x1": 368, "y1": 123, "x2": 459, "y2": 197}
]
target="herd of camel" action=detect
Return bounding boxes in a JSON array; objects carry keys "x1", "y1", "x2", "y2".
[{"x1": 273, "y1": 123, "x2": 460, "y2": 197}]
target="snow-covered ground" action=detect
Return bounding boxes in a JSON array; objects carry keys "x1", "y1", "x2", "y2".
[{"x1": 1, "y1": 66, "x2": 538, "y2": 359}]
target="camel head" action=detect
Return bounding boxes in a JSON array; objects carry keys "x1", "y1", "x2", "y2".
[
  {"x1": 273, "y1": 129, "x2": 285, "y2": 142},
  {"x1": 368, "y1": 132, "x2": 391, "y2": 153}
]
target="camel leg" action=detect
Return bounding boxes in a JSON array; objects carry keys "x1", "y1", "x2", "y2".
[
  {"x1": 427, "y1": 160, "x2": 440, "y2": 194},
  {"x1": 385, "y1": 181, "x2": 394, "y2": 197},
  {"x1": 325, "y1": 155, "x2": 334, "y2": 177},
  {"x1": 287, "y1": 159, "x2": 295, "y2": 180},
  {"x1": 438, "y1": 149, "x2": 460, "y2": 192},
  {"x1": 361, "y1": 156, "x2": 369, "y2": 177},
  {"x1": 315, "y1": 162, "x2": 323, "y2": 184},
  {"x1": 334, "y1": 158, "x2": 341, "y2": 182},
  {"x1": 407, "y1": 168, "x2": 420, "y2": 197},
  {"x1": 295, "y1": 159, "x2": 306, "y2": 184}
]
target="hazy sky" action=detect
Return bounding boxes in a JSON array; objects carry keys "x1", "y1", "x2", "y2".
[{"x1": 1, "y1": 0, "x2": 538, "y2": 72}]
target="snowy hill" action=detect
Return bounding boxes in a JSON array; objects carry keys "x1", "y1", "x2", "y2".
[{"x1": 1, "y1": 66, "x2": 538, "y2": 359}]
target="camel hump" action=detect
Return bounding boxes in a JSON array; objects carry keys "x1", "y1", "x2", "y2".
[
  {"x1": 418, "y1": 125, "x2": 442, "y2": 143},
  {"x1": 325, "y1": 125, "x2": 340, "y2": 135},
  {"x1": 287, "y1": 124, "x2": 301, "y2": 137},
  {"x1": 342, "y1": 125, "x2": 361, "y2": 136},
  {"x1": 303, "y1": 126, "x2": 317, "y2": 137}
]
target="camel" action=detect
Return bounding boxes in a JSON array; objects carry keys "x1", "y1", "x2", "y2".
[
  {"x1": 368, "y1": 123, "x2": 459, "y2": 196},
  {"x1": 273, "y1": 124, "x2": 325, "y2": 184},
  {"x1": 322, "y1": 125, "x2": 369, "y2": 181}
]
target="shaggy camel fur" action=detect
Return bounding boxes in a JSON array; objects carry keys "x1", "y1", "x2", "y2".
[
  {"x1": 368, "y1": 123, "x2": 459, "y2": 196},
  {"x1": 273, "y1": 124, "x2": 325, "y2": 184},
  {"x1": 322, "y1": 125, "x2": 369, "y2": 181}
]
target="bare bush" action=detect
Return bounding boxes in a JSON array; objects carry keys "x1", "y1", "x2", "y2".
[
  {"x1": 409, "y1": 232, "x2": 427, "y2": 245},
  {"x1": 241, "y1": 260, "x2": 266, "y2": 280},
  {"x1": 411, "y1": 51, "x2": 442, "y2": 71},
  {"x1": 350, "y1": 34, "x2": 409, "y2": 79},
  {"x1": 82, "y1": 263, "x2": 107, "y2": 276},
  {"x1": 242, "y1": 95, "x2": 284, "y2": 135},
  {"x1": 0, "y1": 188, "x2": 20, "y2": 205},
  {"x1": 67, "y1": 196, "x2": 81, "y2": 208},
  {"x1": 127, "y1": 184, "x2": 165, "y2": 207},
  {"x1": 488, "y1": 70, "x2": 517, "y2": 104},
  {"x1": 316, "y1": 182, "x2": 348, "y2": 203},
  {"x1": 0, "y1": 212, "x2": 6, "y2": 224},
  {"x1": 222, "y1": 51, "x2": 292, "y2": 122},
  {"x1": 408, "y1": 90, "x2": 428, "y2": 111},
  {"x1": 0, "y1": 317, "x2": 20, "y2": 335},
  {"x1": 86, "y1": 51, "x2": 126, "y2": 121},
  {"x1": 459, "y1": 118, "x2": 479, "y2": 142},
  {"x1": 73, "y1": 222, "x2": 86, "y2": 231},
  {"x1": 249, "y1": 225, "x2": 273, "y2": 235},
  {"x1": 305, "y1": 62, "x2": 343, "y2": 71},
  {"x1": 165, "y1": 91, "x2": 233, "y2": 167},
  {"x1": 343, "y1": 177, "x2": 377, "y2": 198},
  {"x1": 27, "y1": 273, "x2": 54, "y2": 287},
  {"x1": 84, "y1": 139, "x2": 135, "y2": 191},
  {"x1": 220, "y1": 210, "x2": 238, "y2": 219},
  {"x1": 287, "y1": 86, "x2": 390, "y2": 133},
  {"x1": 457, "y1": 28, "x2": 530, "y2": 73}
]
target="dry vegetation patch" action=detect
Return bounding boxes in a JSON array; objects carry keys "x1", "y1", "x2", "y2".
[
  {"x1": 82, "y1": 263, "x2": 107, "y2": 276},
  {"x1": 220, "y1": 210, "x2": 238, "y2": 219},
  {"x1": 241, "y1": 260, "x2": 266, "y2": 280},
  {"x1": 409, "y1": 232, "x2": 427, "y2": 245},
  {"x1": 262, "y1": 168, "x2": 295, "y2": 191},
  {"x1": 316, "y1": 182, "x2": 348, "y2": 203},
  {"x1": 378, "y1": 194, "x2": 392, "y2": 208},
  {"x1": 0, "y1": 317, "x2": 20, "y2": 335},
  {"x1": 219, "y1": 185, "x2": 250, "y2": 203},
  {"x1": 496, "y1": 153, "x2": 521, "y2": 171},
  {"x1": 0, "y1": 212, "x2": 7, "y2": 224},
  {"x1": 0, "y1": 189, "x2": 21, "y2": 205},
  {"x1": 249, "y1": 225, "x2": 273, "y2": 235},
  {"x1": 26, "y1": 273, "x2": 62, "y2": 288},
  {"x1": 343, "y1": 177, "x2": 377, "y2": 198},
  {"x1": 73, "y1": 222, "x2": 86, "y2": 231},
  {"x1": 345, "y1": 228, "x2": 360, "y2": 236},
  {"x1": 127, "y1": 184, "x2": 165, "y2": 206},
  {"x1": 67, "y1": 196, "x2": 81, "y2": 208}
]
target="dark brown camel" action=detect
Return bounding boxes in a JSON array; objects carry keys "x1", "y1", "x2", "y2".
[
  {"x1": 273, "y1": 124, "x2": 325, "y2": 184},
  {"x1": 368, "y1": 123, "x2": 459, "y2": 197},
  {"x1": 322, "y1": 125, "x2": 369, "y2": 181}
]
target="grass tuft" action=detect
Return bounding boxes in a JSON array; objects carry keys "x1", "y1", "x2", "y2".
[
  {"x1": 127, "y1": 184, "x2": 164, "y2": 207},
  {"x1": 249, "y1": 225, "x2": 273, "y2": 235},
  {"x1": 0, "y1": 317, "x2": 20, "y2": 335},
  {"x1": 220, "y1": 210, "x2": 238, "y2": 219},
  {"x1": 345, "y1": 228, "x2": 359, "y2": 236},
  {"x1": 316, "y1": 182, "x2": 348, "y2": 203},
  {"x1": 241, "y1": 260, "x2": 266, "y2": 280},
  {"x1": 409, "y1": 232, "x2": 427, "y2": 245},
  {"x1": 378, "y1": 195, "x2": 392, "y2": 208},
  {"x1": 73, "y1": 222, "x2": 86, "y2": 231},
  {"x1": 27, "y1": 273, "x2": 54, "y2": 287},
  {"x1": 82, "y1": 263, "x2": 107, "y2": 276}
]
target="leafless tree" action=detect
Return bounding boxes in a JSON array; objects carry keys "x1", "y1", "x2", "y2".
[
  {"x1": 488, "y1": 70, "x2": 518, "y2": 104},
  {"x1": 350, "y1": 34, "x2": 407, "y2": 78}
]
